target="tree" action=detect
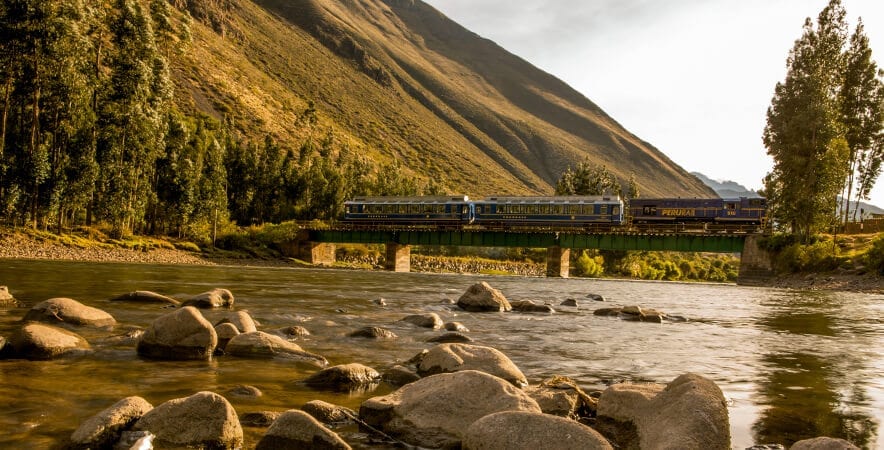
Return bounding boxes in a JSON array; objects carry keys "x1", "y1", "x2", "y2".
[
  {"x1": 839, "y1": 19, "x2": 884, "y2": 222},
  {"x1": 555, "y1": 160, "x2": 619, "y2": 196},
  {"x1": 763, "y1": 0, "x2": 850, "y2": 241}
]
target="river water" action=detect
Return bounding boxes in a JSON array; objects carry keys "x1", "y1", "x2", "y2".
[{"x1": 0, "y1": 259, "x2": 881, "y2": 449}]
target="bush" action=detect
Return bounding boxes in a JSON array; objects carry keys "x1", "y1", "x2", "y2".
[
  {"x1": 865, "y1": 236, "x2": 884, "y2": 275},
  {"x1": 573, "y1": 251, "x2": 604, "y2": 277}
]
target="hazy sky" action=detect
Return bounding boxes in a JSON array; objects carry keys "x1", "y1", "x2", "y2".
[{"x1": 422, "y1": 0, "x2": 884, "y2": 207}]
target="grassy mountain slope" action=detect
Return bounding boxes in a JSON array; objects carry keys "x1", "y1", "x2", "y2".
[{"x1": 172, "y1": 0, "x2": 715, "y2": 198}]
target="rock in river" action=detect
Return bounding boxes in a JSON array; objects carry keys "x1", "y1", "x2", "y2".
[
  {"x1": 457, "y1": 282, "x2": 512, "y2": 312},
  {"x1": 133, "y1": 391, "x2": 242, "y2": 450},
  {"x1": 256, "y1": 410, "x2": 351, "y2": 450},
  {"x1": 137, "y1": 306, "x2": 217, "y2": 361},
  {"x1": 416, "y1": 343, "x2": 528, "y2": 388},
  {"x1": 69, "y1": 396, "x2": 154, "y2": 450},
  {"x1": 225, "y1": 331, "x2": 328, "y2": 368},
  {"x1": 463, "y1": 411, "x2": 613, "y2": 450},
  {"x1": 181, "y1": 288, "x2": 234, "y2": 309},
  {"x1": 23, "y1": 297, "x2": 116, "y2": 328},
  {"x1": 10, "y1": 322, "x2": 91, "y2": 360},
  {"x1": 109, "y1": 290, "x2": 180, "y2": 306},
  {"x1": 359, "y1": 370, "x2": 541, "y2": 449}
]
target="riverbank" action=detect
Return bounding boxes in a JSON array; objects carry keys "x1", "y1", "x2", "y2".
[{"x1": 1, "y1": 229, "x2": 880, "y2": 293}]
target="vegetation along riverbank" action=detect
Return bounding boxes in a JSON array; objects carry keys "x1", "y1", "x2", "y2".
[{"x1": 1, "y1": 225, "x2": 881, "y2": 294}]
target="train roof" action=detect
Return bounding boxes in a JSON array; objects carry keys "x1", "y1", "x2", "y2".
[
  {"x1": 346, "y1": 195, "x2": 470, "y2": 204},
  {"x1": 479, "y1": 196, "x2": 621, "y2": 203}
]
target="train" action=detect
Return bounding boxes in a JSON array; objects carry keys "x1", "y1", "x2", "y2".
[{"x1": 342, "y1": 195, "x2": 767, "y2": 232}]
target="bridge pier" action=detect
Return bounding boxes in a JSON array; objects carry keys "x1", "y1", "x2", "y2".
[
  {"x1": 385, "y1": 243, "x2": 411, "y2": 272},
  {"x1": 298, "y1": 241, "x2": 336, "y2": 266},
  {"x1": 737, "y1": 235, "x2": 774, "y2": 285},
  {"x1": 546, "y1": 246, "x2": 570, "y2": 278}
]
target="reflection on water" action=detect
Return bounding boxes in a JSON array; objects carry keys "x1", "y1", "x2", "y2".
[
  {"x1": 754, "y1": 294, "x2": 880, "y2": 449},
  {"x1": 0, "y1": 259, "x2": 881, "y2": 449}
]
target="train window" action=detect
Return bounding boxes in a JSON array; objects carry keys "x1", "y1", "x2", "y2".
[
  {"x1": 726, "y1": 203, "x2": 737, "y2": 210},
  {"x1": 600, "y1": 205, "x2": 608, "y2": 215},
  {"x1": 613, "y1": 206, "x2": 620, "y2": 215}
]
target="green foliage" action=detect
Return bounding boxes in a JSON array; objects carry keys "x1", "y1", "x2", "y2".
[
  {"x1": 555, "y1": 160, "x2": 621, "y2": 196},
  {"x1": 572, "y1": 250, "x2": 604, "y2": 278},
  {"x1": 774, "y1": 239, "x2": 844, "y2": 272},
  {"x1": 864, "y1": 235, "x2": 884, "y2": 274}
]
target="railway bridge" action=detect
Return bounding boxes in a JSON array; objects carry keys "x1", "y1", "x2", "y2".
[{"x1": 286, "y1": 227, "x2": 774, "y2": 285}]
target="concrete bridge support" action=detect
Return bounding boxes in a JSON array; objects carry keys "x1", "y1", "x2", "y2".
[
  {"x1": 546, "y1": 246, "x2": 570, "y2": 278},
  {"x1": 737, "y1": 235, "x2": 774, "y2": 286},
  {"x1": 385, "y1": 243, "x2": 411, "y2": 272},
  {"x1": 299, "y1": 241, "x2": 336, "y2": 266}
]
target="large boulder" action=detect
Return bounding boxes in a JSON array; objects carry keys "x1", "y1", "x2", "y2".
[
  {"x1": 214, "y1": 322, "x2": 240, "y2": 352},
  {"x1": 225, "y1": 331, "x2": 328, "y2": 368},
  {"x1": 416, "y1": 343, "x2": 528, "y2": 387},
  {"x1": 132, "y1": 391, "x2": 243, "y2": 449},
  {"x1": 256, "y1": 410, "x2": 351, "y2": 450},
  {"x1": 457, "y1": 282, "x2": 512, "y2": 312},
  {"x1": 463, "y1": 411, "x2": 613, "y2": 450},
  {"x1": 136, "y1": 306, "x2": 217, "y2": 360},
  {"x1": 181, "y1": 288, "x2": 234, "y2": 309},
  {"x1": 790, "y1": 437, "x2": 861, "y2": 450},
  {"x1": 399, "y1": 313, "x2": 443, "y2": 329},
  {"x1": 596, "y1": 373, "x2": 730, "y2": 450},
  {"x1": 69, "y1": 396, "x2": 154, "y2": 449},
  {"x1": 109, "y1": 290, "x2": 180, "y2": 306},
  {"x1": 525, "y1": 376, "x2": 597, "y2": 419},
  {"x1": 304, "y1": 363, "x2": 381, "y2": 391},
  {"x1": 0, "y1": 286, "x2": 15, "y2": 306},
  {"x1": 215, "y1": 311, "x2": 258, "y2": 333},
  {"x1": 10, "y1": 322, "x2": 91, "y2": 360},
  {"x1": 359, "y1": 370, "x2": 541, "y2": 449},
  {"x1": 23, "y1": 297, "x2": 116, "y2": 328}
]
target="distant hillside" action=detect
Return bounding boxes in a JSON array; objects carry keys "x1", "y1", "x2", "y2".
[
  {"x1": 691, "y1": 172, "x2": 760, "y2": 198},
  {"x1": 171, "y1": 0, "x2": 715, "y2": 197}
]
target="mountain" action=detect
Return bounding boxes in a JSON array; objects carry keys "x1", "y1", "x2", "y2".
[
  {"x1": 691, "y1": 172, "x2": 760, "y2": 198},
  {"x1": 171, "y1": 0, "x2": 715, "y2": 198}
]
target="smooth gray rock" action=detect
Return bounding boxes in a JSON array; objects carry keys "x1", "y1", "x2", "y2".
[
  {"x1": 109, "y1": 290, "x2": 180, "y2": 306},
  {"x1": 586, "y1": 293, "x2": 606, "y2": 302},
  {"x1": 349, "y1": 326, "x2": 398, "y2": 339},
  {"x1": 304, "y1": 363, "x2": 381, "y2": 391},
  {"x1": 416, "y1": 343, "x2": 528, "y2": 387},
  {"x1": 427, "y1": 332, "x2": 473, "y2": 343},
  {"x1": 69, "y1": 396, "x2": 153, "y2": 449},
  {"x1": 23, "y1": 297, "x2": 116, "y2": 328},
  {"x1": 137, "y1": 306, "x2": 217, "y2": 361},
  {"x1": 10, "y1": 322, "x2": 91, "y2": 360},
  {"x1": 457, "y1": 282, "x2": 512, "y2": 312},
  {"x1": 359, "y1": 370, "x2": 541, "y2": 449},
  {"x1": 181, "y1": 288, "x2": 234, "y2": 309},
  {"x1": 256, "y1": 410, "x2": 351, "y2": 450},
  {"x1": 399, "y1": 313, "x2": 443, "y2": 329},
  {"x1": 510, "y1": 300, "x2": 555, "y2": 313},
  {"x1": 215, "y1": 311, "x2": 257, "y2": 333},
  {"x1": 463, "y1": 411, "x2": 613, "y2": 450},
  {"x1": 227, "y1": 385, "x2": 262, "y2": 398},
  {"x1": 214, "y1": 322, "x2": 240, "y2": 352},
  {"x1": 225, "y1": 331, "x2": 327, "y2": 367},
  {"x1": 133, "y1": 391, "x2": 243, "y2": 449},
  {"x1": 382, "y1": 365, "x2": 421, "y2": 386},
  {"x1": 597, "y1": 373, "x2": 730, "y2": 450},
  {"x1": 443, "y1": 321, "x2": 469, "y2": 332},
  {"x1": 560, "y1": 298, "x2": 579, "y2": 307},
  {"x1": 275, "y1": 325, "x2": 310, "y2": 339},
  {"x1": 240, "y1": 411, "x2": 282, "y2": 428}
]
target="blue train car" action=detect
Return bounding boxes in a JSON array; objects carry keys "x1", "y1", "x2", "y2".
[
  {"x1": 343, "y1": 196, "x2": 474, "y2": 226},
  {"x1": 474, "y1": 196, "x2": 624, "y2": 228},
  {"x1": 629, "y1": 197, "x2": 767, "y2": 225}
]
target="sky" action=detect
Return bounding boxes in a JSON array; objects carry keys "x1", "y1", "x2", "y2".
[{"x1": 422, "y1": 0, "x2": 884, "y2": 208}]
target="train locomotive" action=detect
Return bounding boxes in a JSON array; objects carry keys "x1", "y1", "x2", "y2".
[{"x1": 343, "y1": 195, "x2": 766, "y2": 232}]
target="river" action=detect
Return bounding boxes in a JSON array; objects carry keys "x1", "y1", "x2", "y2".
[{"x1": 0, "y1": 259, "x2": 881, "y2": 449}]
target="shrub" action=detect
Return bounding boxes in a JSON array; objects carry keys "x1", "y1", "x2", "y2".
[
  {"x1": 865, "y1": 235, "x2": 884, "y2": 275},
  {"x1": 573, "y1": 251, "x2": 604, "y2": 278}
]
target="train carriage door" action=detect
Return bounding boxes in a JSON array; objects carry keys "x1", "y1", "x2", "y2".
[
  {"x1": 725, "y1": 201, "x2": 738, "y2": 217},
  {"x1": 468, "y1": 203, "x2": 476, "y2": 223}
]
